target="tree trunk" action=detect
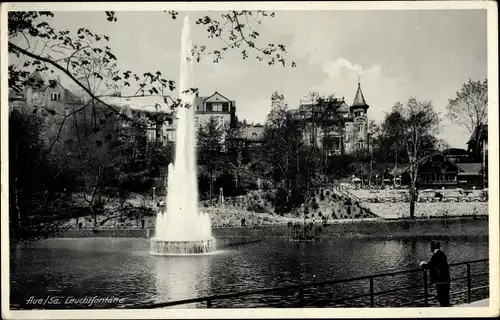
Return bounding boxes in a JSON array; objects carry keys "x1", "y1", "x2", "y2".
[
  {"x1": 408, "y1": 160, "x2": 418, "y2": 220},
  {"x1": 369, "y1": 148, "x2": 373, "y2": 186},
  {"x1": 83, "y1": 105, "x2": 88, "y2": 139},
  {"x1": 91, "y1": 206, "x2": 97, "y2": 229},
  {"x1": 475, "y1": 128, "x2": 482, "y2": 161},
  {"x1": 209, "y1": 170, "x2": 213, "y2": 205},
  {"x1": 409, "y1": 186, "x2": 416, "y2": 219}
]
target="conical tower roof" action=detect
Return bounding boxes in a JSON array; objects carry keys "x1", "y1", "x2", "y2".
[{"x1": 352, "y1": 81, "x2": 368, "y2": 108}]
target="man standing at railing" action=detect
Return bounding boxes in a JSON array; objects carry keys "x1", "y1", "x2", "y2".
[{"x1": 420, "y1": 241, "x2": 451, "y2": 307}]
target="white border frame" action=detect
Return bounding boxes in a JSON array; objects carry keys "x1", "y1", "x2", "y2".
[{"x1": 1, "y1": 1, "x2": 498, "y2": 319}]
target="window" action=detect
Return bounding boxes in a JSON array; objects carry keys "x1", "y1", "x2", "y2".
[
  {"x1": 194, "y1": 117, "x2": 199, "y2": 126},
  {"x1": 50, "y1": 92, "x2": 61, "y2": 101},
  {"x1": 218, "y1": 116, "x2": 225, "y2": 128},
  {"x1": 357, "y1": 141, "x2": 364, "y2": 149},
  {"x1": 32, "y1": 92, "x2": 39, "y2": 100},
  {"x1": 213, "y1": 103, "x2": 223, "y2": 112},
  {"x1": 166, "y1": 131, "x2": 175, "y2": 141}
]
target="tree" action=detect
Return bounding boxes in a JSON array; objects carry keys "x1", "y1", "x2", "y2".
[
  {"x1": 65, "y1": 115, "x2": 125, "y2": 229},
  {"x1": 262, "y1": 92, "x2": 293, "y2": 187},
  {"x1": 197, "y1": 117, "x2": 226, "y2": 203},
  {"x1": 377, "y1": 109, "x2": 407, "y2": 169},
  {"x1": 9, "y1": 106, "x2": 77, "y2": 242},
  {"x1": 8, "y1": 11, "x2": 296, "y2": 125},
  {"x1": 222, "y1": 120, "x2": 248, "y2": 191},
  {"x1": 397, "y1": 98, "x2": 441, "y2": 219},
  {"x1": 446, "y1": 79, "x2": 488, "y2": 160},
  {"x1": 266, "y1": 91, "x2": 289, "y2": 128},
  {"x1": 261, "y1": 92, "x2": 330, "y2": 211}
]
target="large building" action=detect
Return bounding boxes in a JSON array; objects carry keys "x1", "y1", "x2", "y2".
[
  {"x1": 161, "y1": 91, "x2": 237, "y2": 142},
  {"x1": 399, "y1": 128, "x2": 489, "y2": 190},
  {"x1": 10, "y1": 71, "x2": 84, "y2": 115},
  {"x1": 9, "y1": 73, "x2": 274, "y2": 150},
  {"x1": 413, "y1": 152, "x2": 484, "y2": 189},
  {"x1": 8, "y1": 71, "x2": 87, "y2": 144},
  {"x1": 292, "y1": 81, "x2": 370, "y2": 155}
]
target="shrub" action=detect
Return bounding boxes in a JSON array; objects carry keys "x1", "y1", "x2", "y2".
[
  {"x1": 273, "y1": 187, "x2": 289, "y2": 214},
  {"x1": 311, "y1": 200, "x2": 319, "y2": 210}
]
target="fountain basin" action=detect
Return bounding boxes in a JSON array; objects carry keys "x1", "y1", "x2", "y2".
[{"x1": 150, "y1": 238, "x2": 216, "y2": 255}]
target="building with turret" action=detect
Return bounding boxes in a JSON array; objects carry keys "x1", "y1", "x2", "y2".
[
  {"x1": 293, "y1": 81, "x2": 370, "y2": 155},
  {"x1": 345, "y1": 81, "x2": 370, "y2": 153}
]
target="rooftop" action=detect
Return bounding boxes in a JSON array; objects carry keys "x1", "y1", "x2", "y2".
[
  {"x1": 100, "y1": 95, "x2": 174, "y2": 114},
  {"x1": 351, "y1": 81, "x2": 369, "y2": 108}
]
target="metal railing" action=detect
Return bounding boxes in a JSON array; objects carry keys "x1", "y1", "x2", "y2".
[{"x1": 134, "y1": 258, "x2": 488, "y2": 308}]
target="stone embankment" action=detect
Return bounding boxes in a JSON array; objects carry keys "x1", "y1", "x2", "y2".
[{"x1": 62, "y1": 216, "x2": 488, "y2": 241}]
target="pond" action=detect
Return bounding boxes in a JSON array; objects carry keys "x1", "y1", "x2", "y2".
[{"x1": 10, "y1": 236, "x2": 489, "y2": 308}]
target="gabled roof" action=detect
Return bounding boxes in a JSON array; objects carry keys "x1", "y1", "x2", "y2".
[
  {"x1": 25, "y1": 71, "x2": 83, "y2": 104},
  {"x1": 337, "y1": 100, "x2": 350, "y2": 113},
  {"x1": 442, "y1": 148, "x2": 470, "y2": 156},
  {"x1": 63, "y1": 88, "x2": 82, "y2": 104},
  {"x1": 457, "y1": 163, "x2": 482, "y2": 174},
  {"x1": 417, "y1": 151, "x2": 464, "y2": 172},
  {"x1": 203, "y1": 91, "x2": 231, "y2": 103},
  {"x1": 297, "y1": 98, "x2": 350, "y2": 121},
  {"x1": 351, "y1": 81, "x2": 368, "y2": 108},
  {"x1": 100, "y1": 95, "x2": 175, "y2": 114}
]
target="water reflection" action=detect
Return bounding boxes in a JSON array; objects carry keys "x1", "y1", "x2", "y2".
[{"x1": 154, "y1": 255, "x2": 211, "y2": 308}]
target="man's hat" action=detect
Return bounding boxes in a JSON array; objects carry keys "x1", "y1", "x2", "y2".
[{"x1": 431, "y1": 241, "x2": 441, "y2": 250}]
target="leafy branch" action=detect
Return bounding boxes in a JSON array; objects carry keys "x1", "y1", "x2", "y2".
[{"x1": 193, "y1": 10, "x2": 296, "y2": 67}]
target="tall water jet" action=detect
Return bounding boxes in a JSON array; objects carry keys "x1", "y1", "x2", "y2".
[{"x1": 150, "y1": 15, "x2": 216, "y2": 255}]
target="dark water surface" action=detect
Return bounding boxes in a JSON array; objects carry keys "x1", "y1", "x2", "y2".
[{"x1": 10, "y1": 237, "x2": 489, "y2": 308}]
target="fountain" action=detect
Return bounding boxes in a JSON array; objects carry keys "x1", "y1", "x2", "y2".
[{"x1": 150, "y1": 15, "x2": 216, "y2": 255}]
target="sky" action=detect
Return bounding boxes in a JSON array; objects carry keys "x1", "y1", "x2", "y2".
[{"x1": 13, "y1": 9, "x2": 488, "y2": 148}]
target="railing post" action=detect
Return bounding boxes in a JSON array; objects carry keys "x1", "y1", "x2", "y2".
[
  {"x1": 466, "y1": 263, "x2": 472, "y2": 304},
  {"x1": 298, "y1": 287, "x2": 304, "y2": 307},
  {"x1": 369, "y1": 277, "x2": 375, "y2": 307},
  {"x1": 423, "y1": 269, "x2": 429, "y2": 307},
  {"x1": 207, "y1": 298, "x2": 212, "y2": 308}
]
